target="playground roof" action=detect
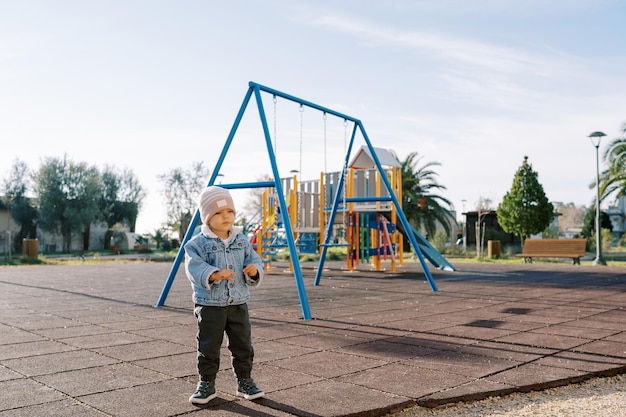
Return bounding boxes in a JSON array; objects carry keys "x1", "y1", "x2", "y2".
[{"x1": 349, "y1": 146, "x2": 401, "y2": 169}]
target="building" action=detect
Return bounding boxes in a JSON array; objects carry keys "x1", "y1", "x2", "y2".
[{"x1": 1, "y1": 198, "x2": 136, "y2": 255}]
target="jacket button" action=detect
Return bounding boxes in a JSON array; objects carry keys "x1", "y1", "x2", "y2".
[{"x1": 228, "y1": 264, "x2": 233, "y2": 269}]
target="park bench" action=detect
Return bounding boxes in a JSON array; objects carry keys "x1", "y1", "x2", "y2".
[{"x1": 516, "y1": 238, "x2": 587, "y2": 265}]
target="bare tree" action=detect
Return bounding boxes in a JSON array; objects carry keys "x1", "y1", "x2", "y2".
[
  {"x1": 158, "y1": 161, "x2": 210, "y2": 239},
  {"x1": 475, "y1": 197, "x2": 493, "y2": 258}
]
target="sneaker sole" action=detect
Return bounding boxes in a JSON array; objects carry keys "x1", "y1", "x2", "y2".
[
  {"x1": 236, "y1": 391, "x2": 265, "y2": 400},
  {"x1": 189, "y1": 392, "x2": 218, "y2": 404}
]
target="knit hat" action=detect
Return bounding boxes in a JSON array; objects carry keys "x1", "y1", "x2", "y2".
[{"x1": 198, "y1": 186, "x2": 235, "y2": 225}]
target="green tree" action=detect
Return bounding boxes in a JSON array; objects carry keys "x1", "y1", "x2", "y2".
[
  {"x1": 158, "y1": 161, "x2": 210, "y2": 239},
  {"x1": 598, "y1": 122, "x2": 626, "y2": 202},
  {"x1": 497, "y1": 156, "x2": 554, "y2": 245},
  {"x1": 581, "y1": 207, "x2": 612, "y2": 239},
  {"x1": 393, "y1": 151, "x2": 454, "y2": 240},
  {"x1": 2, "y1": 159, "x2": 38, "y2": 252},
  {"x1": 34, "y1": 155, "x2": 102, "y2": 252},
  {"x1": 100, "y1": 166, "x2": 146, "y2": 248}
]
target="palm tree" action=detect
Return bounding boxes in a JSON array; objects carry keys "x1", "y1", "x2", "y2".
[
  {"x1": 599, "y1": 122, "x2": 626, "y2": 201},
  {"x1": 392, "y1": 151, "x2": 454, "y2": 239}
]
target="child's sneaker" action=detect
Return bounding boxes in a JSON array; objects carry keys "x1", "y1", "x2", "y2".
[
  {"x1": 236, "y1": 378, "x2": 265, "y2": 400},
  {"x1": 189, "y1": 380, "x2": 217, "y2": 404}
]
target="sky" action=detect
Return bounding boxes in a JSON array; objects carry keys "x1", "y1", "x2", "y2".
[{"x1": 2, "y1": 0, "x2": 626, "y2": 235}]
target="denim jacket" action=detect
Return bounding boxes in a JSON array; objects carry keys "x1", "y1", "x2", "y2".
[{"x1": 184, "y1": 225, "x2": 263, "y2": 307}]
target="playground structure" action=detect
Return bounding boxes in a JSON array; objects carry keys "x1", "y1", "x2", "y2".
[
  {"x1": 251, "y1": 147, "x2": 455, "y2": 276},
  {"x1": 156, "y1": 82, "x2": 453, "y2": 320}
]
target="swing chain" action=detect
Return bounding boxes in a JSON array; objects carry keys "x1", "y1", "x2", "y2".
[
  {"x1": 273, "y1": 94, "x2": 277, "y2": 155},
  {"x1": 342, "y1": 119, "x2": 348, "y2": 241},
  {"x1": 297, "y1": 104, "x2": 304, "y2": 232}
]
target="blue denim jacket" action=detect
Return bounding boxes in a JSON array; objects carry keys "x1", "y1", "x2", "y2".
[{"x1": 184, "y1": 225, "x2": 263, "y2": 307}]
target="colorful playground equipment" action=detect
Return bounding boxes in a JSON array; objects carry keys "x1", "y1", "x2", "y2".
[
  {"x1": 156, "y1": 81, "x2": 452, "y2": 320},
  {"x1": 251, "y1": 146, "x2": 455, "y2": 275},
  {"x1": 251, "y1": 150, "x2": 404, "y2": 272}
]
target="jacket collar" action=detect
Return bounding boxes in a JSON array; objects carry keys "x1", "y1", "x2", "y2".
[{"x1": 201, "y1": 224, "x2": 243, "y2": 244}]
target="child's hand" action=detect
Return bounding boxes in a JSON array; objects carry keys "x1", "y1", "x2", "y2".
[
  {"x1": 210, "y1": 269, "x2": 235, "y2": 282},
  {"x1": 243, "y1": 264, "x2": 258, "y2": 277}
]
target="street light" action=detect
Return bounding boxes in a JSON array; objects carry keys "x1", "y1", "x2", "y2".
[
  {"x1": 588, "y1": 131, "x2": 607, "y2": 266},
  {"x1": 461, "y1": 199, "x2": 467, "y2": 251}
]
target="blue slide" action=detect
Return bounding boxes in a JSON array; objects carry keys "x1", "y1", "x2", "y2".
[{"x1": 386, "y1": 215, "x2": 455, "y2": 271}]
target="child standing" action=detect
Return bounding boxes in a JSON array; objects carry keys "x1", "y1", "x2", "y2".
[{"x1": 184, "y1": 185, "x2": 264, "y2": 404}]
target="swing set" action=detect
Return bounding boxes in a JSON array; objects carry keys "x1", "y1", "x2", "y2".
[{"x1": 156, "y1": 82, "x2": 442, "y2": 320}]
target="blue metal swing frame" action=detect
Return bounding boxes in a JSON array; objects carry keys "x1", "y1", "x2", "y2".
[{"x1": 155, "y1": 81, "x2": 438, "y2": 320}]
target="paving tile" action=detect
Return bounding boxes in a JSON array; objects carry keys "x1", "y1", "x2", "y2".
[
  {"x1": 0, "y1": 399, "x2": 103, "y2": 417},
  {"x1": 419, "y1": 378, "x2": 517, "y2": 407},
  {"x1": 251, "y1": 321, "x2": 319, "y2": 341},
  {"x1": 534, "y1": 350, "x2": 626, "y2": 372},
  {"x1": 403, "y1": 350, "x2": 523, "y2": 378},
  {"x1": 132, "y1": 351, "x2": 197, "y2": 378},
  {"x1": 385, "y1": 333, "x2": 479, "y2": 350},
  {"x1": 0, "y1": 366, "x2": 21, "y2": 382},
  {"x1": 185, "y1": 399, "x2": 297, "y2": 416},
  {"x1": 336, "y1": 339, "x2": 437, "y2": 361},
  {"x1": 97, "y1": 318, "x2": 179, "y2": 332},
  {"x1": 94, "y1": 340, "x2": 194, "y2": 361},
  {"x1": 494, "y1": 331, "x2": 592, "y2": 350},
  {"x1": 573, "y1": 339, "x2": 626, "y2": 357},
  {"x1": 429, "y1": 324, "x2": 520, "y2": 341},
  {"x1": 2, "y1": 349, "x2": 119, "y2": 376},
  {"x1": 129, "y1": 324, "x2": 196, "y2": 346},
  {"x1": 31, "y1": 323, "x2": 116, "y2": 340},
  {"x1": 35, "y1": 362, "x2": 171, "y2": 396},
  {"x1": 55, "y1": 331, "x2": 153, "y2": 349},
  {"x1": 266, "y1": 378, "x2": 411, "y2": 417},
  {"x1": 251, "y1": 340, "x2": 319, "y2": 362},
  {"x1": 0, "y1": 340, "x2": 78, "y2": 361},
  {"x1": 0, "y1": 378, "x2": 65, "y2": 411},
  {"x1": 459, "y1": 340, "x2": 558, "y2": 362},
  {"x1": 77, "y1": 378, "x2": 202, "y2": 417},
  {"x1": 338, "y1": 362, "x2": 474, "y2": 398},
  {"x1": 0, "y1": 324, "x2": 45, "y2": 345},
  {"x1": 270, "y1": 350, "x2": 388, "y2": 378},
  {"x1": 275, "y1": 329, "x2": 369, "y2": 350},
  {"x1": 605, "y1": 330, "x2": 626, "y2": 343},
  {"x1": 529, "y1": 323, "x2": 617, "y2": 339},
  {"x1": 389, "y1": 317, "x2": 459, "y2": 332},
  {"x1": 245, "y1": 363, "x2": 323, "y2": 393},
  {"x1": 2, "y1": 314, "x2": 85, "y2": 331},
  {"x1": 484, "y1": 363, "x2": 587, "y2": 389}
]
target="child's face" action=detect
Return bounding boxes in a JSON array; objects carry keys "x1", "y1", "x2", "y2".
[{"x1": 208, "y1": 208, "x2": 235, "y2": 237}]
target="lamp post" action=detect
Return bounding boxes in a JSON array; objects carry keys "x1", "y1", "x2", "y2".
[
  {"x1": 588, "y1": 131, "x2": 606, "y2": 266},
  {"x1": 461, "y1": 199, "x2": 467, "y2": 251}
]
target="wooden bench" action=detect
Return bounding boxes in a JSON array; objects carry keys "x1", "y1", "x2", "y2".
[{"x1": 516, "y1": 238, "x2": 587, "y2": 265}]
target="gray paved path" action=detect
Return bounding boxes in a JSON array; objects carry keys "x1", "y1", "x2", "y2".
[{"x1": 1, "y1": 261, "x2": 625, "y2": 416}]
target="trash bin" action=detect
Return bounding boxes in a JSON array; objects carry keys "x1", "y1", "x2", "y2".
[
  {"x1": 22, "y1": 239, "x2": 39, "y2": 259},
  {"x1": 487, "y1": 240, "x2": 501, "y2": 258}
]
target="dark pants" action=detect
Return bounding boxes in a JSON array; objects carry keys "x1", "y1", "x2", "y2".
[{"x1": 194, "y1": 303, "x2": 254, "y2": 381}]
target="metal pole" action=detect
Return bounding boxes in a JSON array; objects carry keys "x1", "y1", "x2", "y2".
[
  {"x1": 593, "y1": 142, "x2": 606, "y2": 265},
  {"x1": 589, "y1": 131, "x2": 606, "y2": 266}
]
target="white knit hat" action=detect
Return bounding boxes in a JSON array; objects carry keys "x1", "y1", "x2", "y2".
[{"x1": 198, "y1": 186, "x2": 235, "y2": 225}]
